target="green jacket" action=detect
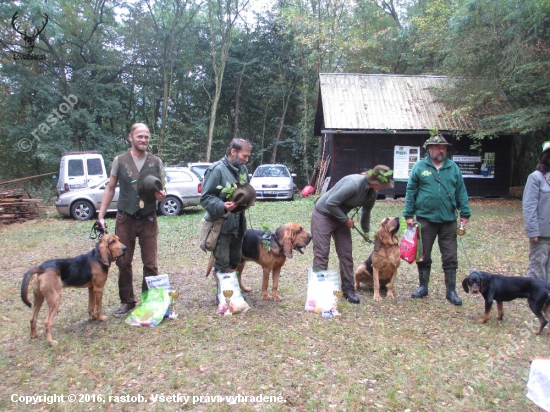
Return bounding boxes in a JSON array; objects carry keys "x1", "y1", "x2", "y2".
[
  {"x1": 315, "y1": 174, "x2": 377, "y2": 233},
  {"x1": 404, "y1": 155, "x2": 471, "y2": 223},
  {"x1": 200, "y1": 156, "x2": 249, "y2": 235}
]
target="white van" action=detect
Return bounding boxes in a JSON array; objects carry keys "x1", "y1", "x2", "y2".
[{"x1": 56, "y1": 151, "x2": 107, "y2": 196}]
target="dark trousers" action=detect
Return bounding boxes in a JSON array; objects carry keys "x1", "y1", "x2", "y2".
[
  {"x1": 213, "y1": 233, "x2": 243, "y2": 273},
  {"x1": 115, "y1": 211, "x2": 159, "y2": 305},
  {"x1": 311, "y1": 208, "x2": 355, "y2": 292},
  {"x1": 416, "y1": 217, "x2": 457, "y2": 271}
]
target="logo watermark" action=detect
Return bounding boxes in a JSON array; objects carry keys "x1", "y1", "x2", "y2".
[
  {"x1": 11, "y1": 10, "x2": 48, "y2": 60},
  {"x1": 18, "y1": 94, "x2": 78, "y2": 153}
]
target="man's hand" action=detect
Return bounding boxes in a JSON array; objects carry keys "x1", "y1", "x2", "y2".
[
  {"x1": 224, "y1": 201, "x2": 238, "y2": 212},
  {"x1": 155, "y1": 190, "x2": 166, "y2": 202},
  {"x1": 346, "y1": 219, "x2": 355, "y2": 229},
  {"x1": 459, "y1": 217, "x2": 469, "y2": 227},
  {"x1": 97, "y1": 218, "x2": 106, "y2": 231},
  {"x1": 529, "y1": 237, "x2": 539, "y2": 244},
  {"x1": 406, "y1": 218, "x2": 415, "y2": 227}
]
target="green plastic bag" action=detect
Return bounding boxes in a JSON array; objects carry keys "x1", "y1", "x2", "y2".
[{"x1": 126, "y1": 288, "x2": 171, "y2": 327}]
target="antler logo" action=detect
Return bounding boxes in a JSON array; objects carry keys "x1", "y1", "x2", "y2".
[{"x1": 11, "y1": 11, "x2": 49, "y2": 54}]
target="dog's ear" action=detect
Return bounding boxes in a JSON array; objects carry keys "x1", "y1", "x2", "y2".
[
  {"x1": 98, "y1": 234, "x2": 112, "y2": 266},
  {"x1": 281, "y1": 225, "x2": 293, "y2": 259},
  {"x1": 462, "y1": 277, "x2": 470, "y2": 293},
  {"x1": 374, "y1": 234, "x2": 382, "y2": 252}
]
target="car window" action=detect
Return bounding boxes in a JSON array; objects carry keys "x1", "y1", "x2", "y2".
[
  {"x1": 191, "y1": 166, "x2": 209, "y2": 178},
  {"x1": 166, "y1": 170, "x2": 192, "y2": 183},
  {"x1": 87, "y1": 158, "x2": 103, "y2": 175},
  {"x1": 68, "y1": 159, "x2": 84, "y2": 177},
  {"x1": 254, "y1": 166, "x2": 290, "y2": 178}
]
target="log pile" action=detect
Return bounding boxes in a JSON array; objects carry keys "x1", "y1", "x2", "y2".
[{"x1": 0, "y1": 190, "x2": 42, "y2": 224}]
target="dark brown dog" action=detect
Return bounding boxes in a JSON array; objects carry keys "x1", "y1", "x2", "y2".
[
  {"x1": 354, "y1": 217, "x2": 401, "y2": 301},
  {"x1": 207, "y1": 222, "x2": 312, "y2": 301},
  {"x1": 462, "y1": 270, "x2": 550, "y2": 335},
  {"x1": 21, "y1": 234, "x2": 126, "y2": 345}
]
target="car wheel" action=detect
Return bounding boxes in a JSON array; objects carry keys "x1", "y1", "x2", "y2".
[
  {"x1": 159, "y1": 196, "x2": 182, "y2": 216},
  {"x1": 70, "y1": 200, "x2": 95, "y2": 221}
]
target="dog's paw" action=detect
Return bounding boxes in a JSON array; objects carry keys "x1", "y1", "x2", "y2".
[
  {"x1": 261, "y1": 293, "x2": 271, "y2": 300},
  {"x1": 240, "y1": 284, "x2": 252, "y2": 292},
  {"x1": 48, "y1": 339, "x2": 59, "y2": 346},
  {"x1": 373, "y1": 294, "x2": 382, "y2": 302},
  {"x1": 273, "y1": 294, "x2": 283, "y2": 302},
  {"x1": 477, "y1": 318, "x2": 488, "y2": 324},
  {"x1": 98, "y1": 315, "x2": 108, "y2": 322}
]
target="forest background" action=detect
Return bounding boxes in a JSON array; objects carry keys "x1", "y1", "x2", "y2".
[{"x1": 1, "y1": 0, "x2": 549, "y2": 194}]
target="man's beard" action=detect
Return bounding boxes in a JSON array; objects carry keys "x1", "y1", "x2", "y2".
[
  {"x1": 430, "y1": 152, "x2": 445, "y2": 163},
  {"x1": 231, "y1": 157, "x2": 245, "y2": 168}
]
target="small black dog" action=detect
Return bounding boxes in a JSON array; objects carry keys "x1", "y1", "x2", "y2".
[{"x1": 462, "y1": 271, "x2": 550, "y2": 335}]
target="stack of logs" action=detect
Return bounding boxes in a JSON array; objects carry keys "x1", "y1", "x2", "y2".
[{"x1": 0, "y1": 189, "x2": 42, "y2": 224}]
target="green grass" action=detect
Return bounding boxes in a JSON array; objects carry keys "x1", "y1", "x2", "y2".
[{"x1": 0, "y1": 198, "x2": 548, "y2": 411}]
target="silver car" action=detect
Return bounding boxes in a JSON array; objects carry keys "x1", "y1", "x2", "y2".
[
  {"x1": 55, "y1": 166, "x2": 202, "y2": 220},
  {"x1": 249, "y1": 164, "x2": 295, "y2": 201}
]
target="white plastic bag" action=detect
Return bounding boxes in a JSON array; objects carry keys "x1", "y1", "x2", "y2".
[
  {"x1": 527, "y1": 359, "x2": 550, "y2": 411},
  {"x1": 216, "y1": 271, "x2": 250, "y2": 315},
  {"x1": 304, "y1": 268, "x2": 340, "y2": 317}
]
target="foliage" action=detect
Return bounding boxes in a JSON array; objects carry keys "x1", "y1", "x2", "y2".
[{"x1": 216, "y1": 172, "x2": 247, "y2": 199}]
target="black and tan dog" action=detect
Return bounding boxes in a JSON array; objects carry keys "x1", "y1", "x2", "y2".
[
  {"x1": 462, "y1": 270, "x2": 550, "y2": 335},
  {"x1": 354, "y1": 217, "x2": 401, "y2": 301},
  {"x1": 21, "y1": 234, "x2": 126, "y2": 345},
  {"x1": 207, "y1": 222, "x2": 312, "y2": 301}
]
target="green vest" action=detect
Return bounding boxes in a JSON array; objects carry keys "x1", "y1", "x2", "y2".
[{"x1": 117, "y1": 151, "x2": 162, "y2": 215}]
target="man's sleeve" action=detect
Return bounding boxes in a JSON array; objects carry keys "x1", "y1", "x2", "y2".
[
  {"x1": 523, "y1": 173, "x2": 540, "y2": 238},
  {"x1": 200, "y1": 166, "x2": 226, "y2": 218},
  {"x1": 403, "y1": 166, "x2": 418, "y2": 219},
  {"x1": 455, "y1": 166, "x2": 471, "y2": 218},
  {"x1": 323, "y1": 183, "x2": 356, "y2": 223},
  {"x1": 360, "y1": 190, "x2": 377, "y2": 233}
]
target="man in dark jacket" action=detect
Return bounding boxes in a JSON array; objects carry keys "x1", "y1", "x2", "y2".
[
  {"x1": 311, "y1": 165, "x2": 394, "y2": 304},
  {"x1": 200, "y1": 138, "x2": 252, "y2": 282},
  {"x1": 403, "y1": 134, "x2": 471, "y2": 305}
]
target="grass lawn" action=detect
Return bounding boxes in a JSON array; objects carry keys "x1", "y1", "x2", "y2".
[{"x1": 0, "y1": 197, "x2": 548, "y2": 411}]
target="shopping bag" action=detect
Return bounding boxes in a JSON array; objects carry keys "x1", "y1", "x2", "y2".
[{"x1": 400, "y1": 222, "x2": 422, "y2": 263}]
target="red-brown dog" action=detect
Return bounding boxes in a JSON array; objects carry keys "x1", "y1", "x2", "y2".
[
  {"x1": 21, "y1": 234, "x2": 126, "y2": 345},
  {"x1": 355, "y1": 217, "x2": 401, "y2": 301},
  {"x1": 206, "y1": 222, "x2": 312, "y2": 300}
]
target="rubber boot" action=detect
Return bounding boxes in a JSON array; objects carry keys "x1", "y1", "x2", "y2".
[
  {"x1": 411, "y1": 267, "x2": 430, "y2": 298},
  {"x1": 444, "y1": 269, "x2": 462, "y2": 306}
]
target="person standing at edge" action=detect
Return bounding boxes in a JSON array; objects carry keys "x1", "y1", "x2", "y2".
[
  {"x1": 97, "y1": 123, "x2": 166, "y2": 317},
  {"x1": 311, "y1": 165, "x2": 394, "y2": 304},
  {"x1": 403, "y1": 134, "x2": 471, "y2": 305},
  {"x1": 200, "y1": 138, "x2": 252, "y2": 284},
  {"x1": 523, "y1": 141, "x2": 550, "y2": 284}
]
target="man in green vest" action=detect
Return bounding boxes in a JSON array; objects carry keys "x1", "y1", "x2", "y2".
[
  {"x1": 200, "y1": 138, "x2": 252, "y2": 283},
  {"x1": 98, "y1": 123, "x2": 166, "y2": 317}
]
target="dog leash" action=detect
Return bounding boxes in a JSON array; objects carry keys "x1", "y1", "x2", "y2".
[
  {"x1": 89, "y1": 220, "x2": 108, "y2": 239},
  {"x1": 458, "y1": 234, "x2": 476, "y2": 272}
]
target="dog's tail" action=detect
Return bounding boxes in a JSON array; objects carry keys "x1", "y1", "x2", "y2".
[
  {"x1": 205, "y1": 253, "x2": 215, "y2": 278},
  {"x1": 21, "y1": 267, "x2": 40, "y2": 308}
]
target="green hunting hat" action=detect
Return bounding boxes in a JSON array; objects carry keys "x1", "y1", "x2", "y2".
[
  {"x1": 229, "y1": 182, "x2": 256, "y2": 213},
  {"x1": 424, "y1": 134, "x2": 452, "y2": 148},
  {"x1": 364, "y1": 165, "x2": 394, "y2": 190},
  {"x1": 137, "y1": 170, "x2": 163, "y2": 205}
]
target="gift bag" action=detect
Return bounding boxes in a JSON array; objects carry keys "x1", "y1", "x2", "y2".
[
  {"x1": 145, "y1": 274, "x2": 172, "y2": 318},
  {"x1": 126, "y1": 288, "x2": 172, "y2": 327},
  {"x1": 216, "y1": 271, "x2": 250, "y2": 314},
  {"x1": 304, "y1": 268, "x2": 340, "y2": 317},
  {"x1": 400, "y1": 222, "x2": 423, "y2": 263}
]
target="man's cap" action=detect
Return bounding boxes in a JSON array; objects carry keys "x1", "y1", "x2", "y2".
[
  {"x1": 424, "y1": 134, "x2": 452, "y2": 148},
  {"x1": 137, "y1": 170, "x2": 163, "y2": 205},
  {"x1": 229, "y1": 182, "x2": 256, "y2": 213},
  {"x1": 363, "y1": 165, "x2": 394, "y2": 190}
]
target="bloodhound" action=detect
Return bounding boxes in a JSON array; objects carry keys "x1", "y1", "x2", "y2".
[
  {"x1": 206, "y1": 222, "x2": 312, "y2": 301},
  {"x1": 21, "y1": 234, "x2": 126, "y2": 345},
  {"x1": 354, "y1": 217, "x2": 401, "y2": 301}
]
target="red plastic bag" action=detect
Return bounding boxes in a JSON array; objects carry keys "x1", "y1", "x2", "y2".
[
  {"x1": 301, "y1": 185, "x2": 315, "y2": 197},
  {"x1": 400, "y1": 223, "x2": 422, "y2": 264}
]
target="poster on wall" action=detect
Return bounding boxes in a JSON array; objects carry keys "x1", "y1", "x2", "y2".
[
  {"x1": 394, "y1": 146, "x2": 421, "y2": 181},
  {"x1": 452, "y1": 153, "x2": 495, "y2": 178}
]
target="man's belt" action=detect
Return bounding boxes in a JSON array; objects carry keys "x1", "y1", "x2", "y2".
[{"x1": 117, "y1": 210, "x2": 154, "y2": 219}]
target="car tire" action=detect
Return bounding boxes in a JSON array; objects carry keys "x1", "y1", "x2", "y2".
[
  {"x1": 70, "y1": 200, "x2": 95, "y2": 221},
  {"x1": 159, "y1": 196, "x2": 182, "y2": 216}
]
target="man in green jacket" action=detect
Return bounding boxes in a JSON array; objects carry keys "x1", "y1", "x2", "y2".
[
  {"x1": 403, "y1": 134, "x2": 471, "y2": 305},
  {"x1": 311, "y1": 165, "x2": 394, "y2": 304},
  {"x1": 200, "y1": 138, "x2": 252, "y2": 282}
]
